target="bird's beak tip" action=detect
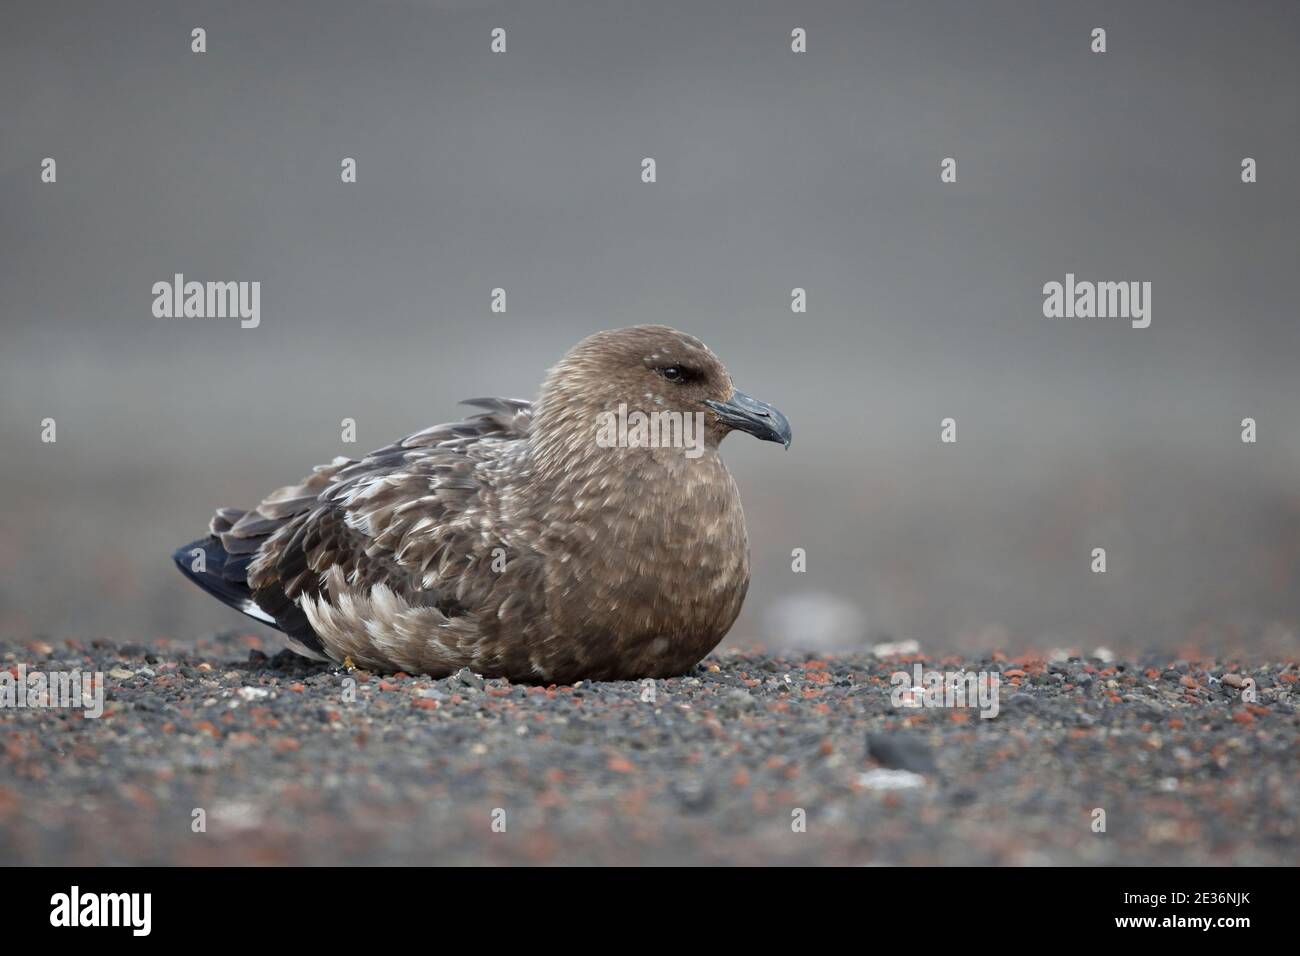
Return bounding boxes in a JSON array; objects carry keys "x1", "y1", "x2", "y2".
[{"x1": 705, "y1": 390, "x2": 792, "y2": 448}]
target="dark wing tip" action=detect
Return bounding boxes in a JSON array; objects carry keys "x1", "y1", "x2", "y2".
[{"x1": 172, "y1": 536, "x2": 284, "y2": 632}]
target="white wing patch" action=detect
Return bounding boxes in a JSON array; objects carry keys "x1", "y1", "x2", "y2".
[{"x1": 239, "y1": 599, "x2": 277, "y2": 625}]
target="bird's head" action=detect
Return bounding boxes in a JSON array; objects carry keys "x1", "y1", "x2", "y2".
[{"x1": 534, "y1": 325, "x2": 792, "y2": 462}]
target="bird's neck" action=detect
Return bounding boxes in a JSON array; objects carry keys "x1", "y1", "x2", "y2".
[
  {"x1": 525, "y1": 397, "x2": 748, "y2": 605},
  {"x1": 528, "y1": 394, "x2": 722, "y2": 484}
]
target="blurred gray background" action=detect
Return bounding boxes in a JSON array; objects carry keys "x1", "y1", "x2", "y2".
[{"x1": 2, "y1": 0, "x2": 1298, "y2": 657}]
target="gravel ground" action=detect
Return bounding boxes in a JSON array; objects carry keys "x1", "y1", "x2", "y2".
[{"x1": 1, "y1": 633, "x2": 1297, "y2": 865}]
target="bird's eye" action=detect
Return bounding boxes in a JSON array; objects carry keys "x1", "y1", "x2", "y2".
[{"x1": 659, "y1": 366, "x2": 684, "y2": 382}]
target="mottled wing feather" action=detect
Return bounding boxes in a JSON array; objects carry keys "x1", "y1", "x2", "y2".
[{"x1": 211, "y1": 400, "x2": 533, "y2": 658}]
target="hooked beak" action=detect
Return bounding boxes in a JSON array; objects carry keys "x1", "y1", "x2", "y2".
[{"x1": 704, "y1": 390, "x2": 792, "y2": 449}]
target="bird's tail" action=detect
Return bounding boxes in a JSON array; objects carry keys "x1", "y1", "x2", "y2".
[{"x1": 171, "y1": 533, "x2": 277, "y2": 627}]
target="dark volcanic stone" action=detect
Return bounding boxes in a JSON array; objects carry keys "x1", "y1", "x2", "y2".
[{"x1": 866, "y1": 731, "x2": 937, "y2": 773}]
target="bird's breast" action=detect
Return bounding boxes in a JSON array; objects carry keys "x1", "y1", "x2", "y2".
[{"x1": 537, "y1": 454, "x2": 750, "y2": 677}]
